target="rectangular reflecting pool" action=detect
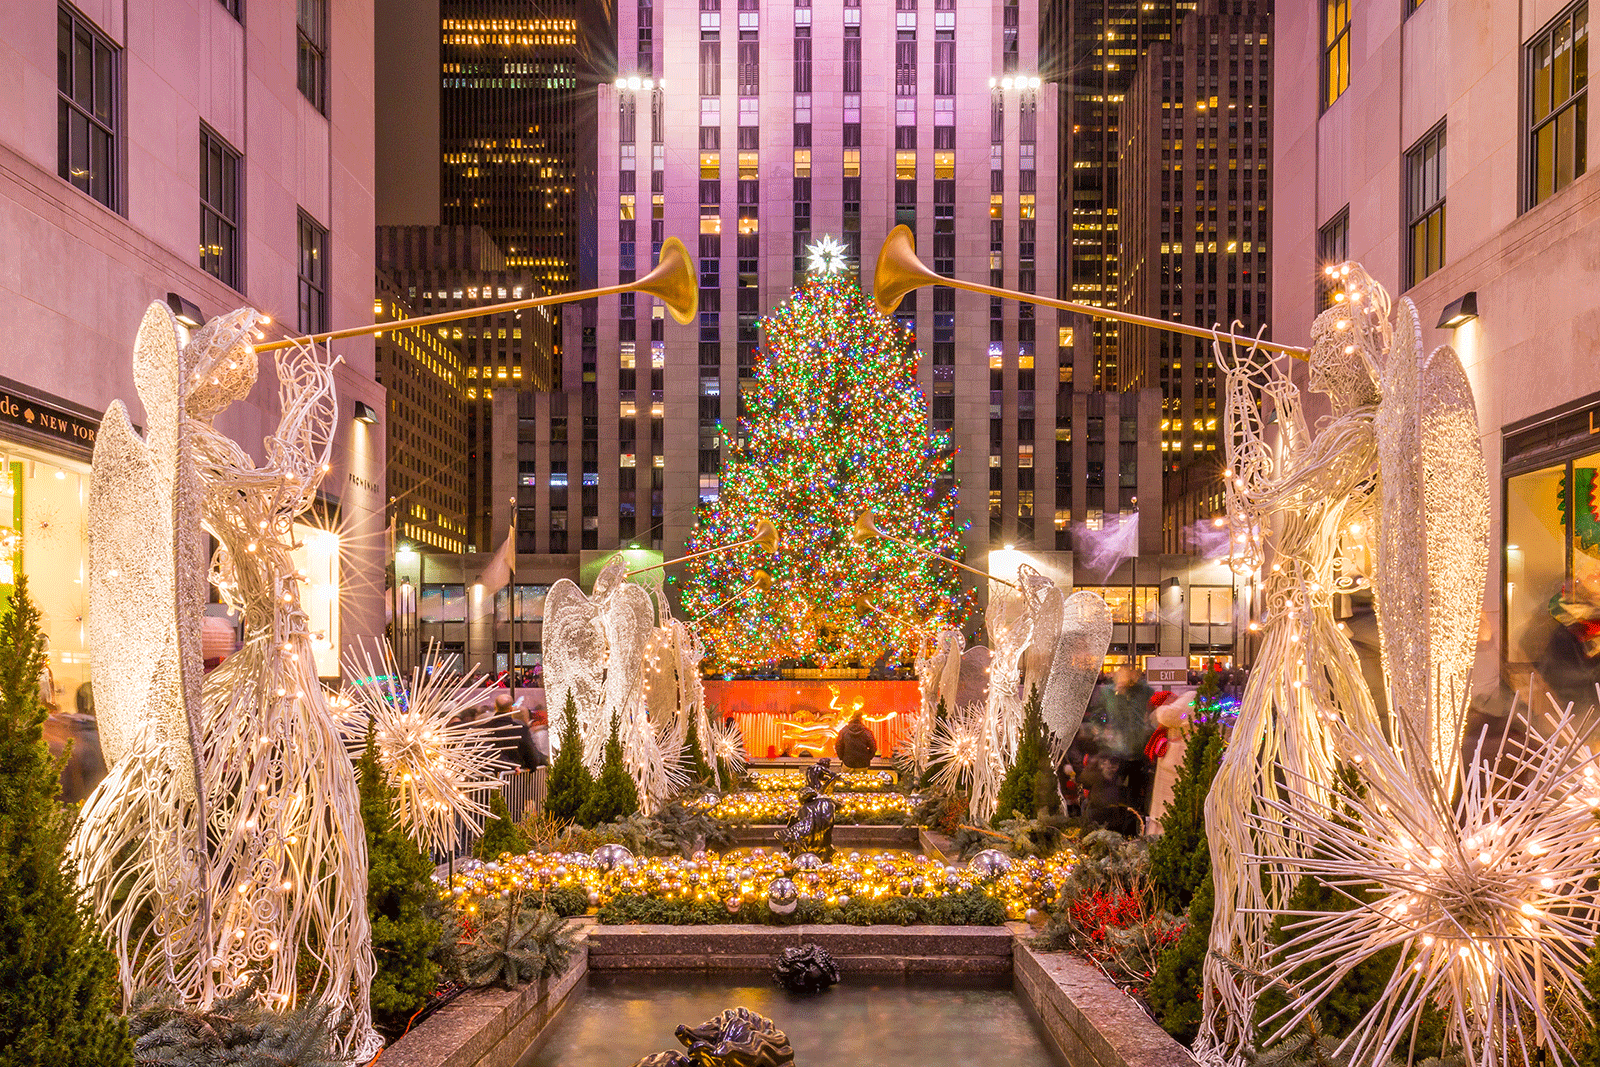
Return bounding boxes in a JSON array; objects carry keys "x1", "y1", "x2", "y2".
[{"x1": 520, "y1": 971, "x2": 1070, "y2": 1066}]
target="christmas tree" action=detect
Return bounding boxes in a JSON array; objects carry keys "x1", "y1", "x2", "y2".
[
  {"x1": 677, "y1": 267, "x2": 965, "y2": 671},
  {"x1": 356, "y1": 726, "x2": 440, "y2": 1027},
  {"x1": 577, "y1": 718, "x2": 639, "y2": 827},
  {"x1": 542, "y1": 694, "x2": 592, "y2": 823},
  {"x1": 0, "y1": 576, "x2": 131, "y2": 1066},
  {"x1": 992, "y1": 686, "x2": 1054, "y2": 827}
]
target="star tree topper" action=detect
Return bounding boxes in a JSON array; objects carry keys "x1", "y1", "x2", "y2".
[{"x1": 806, "y1": 235, "x2": 849, "y2": 275}]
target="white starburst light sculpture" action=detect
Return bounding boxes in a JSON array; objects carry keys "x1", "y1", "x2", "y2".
[
  {"x1": 339, "y1": 642, "x2": 509, "y2": 854},
  {"x1": 1250, "y1": 698, "x2": 1600, "y2": 1067},
  {"x1": 806, "y1": 235, "x2": 849, "y2": 274}
]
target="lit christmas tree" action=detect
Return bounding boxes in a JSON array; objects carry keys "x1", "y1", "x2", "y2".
[{"x1": 677, "y1": 253, "x2": 966, "y2": 672}]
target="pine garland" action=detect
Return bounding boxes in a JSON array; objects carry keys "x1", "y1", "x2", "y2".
[{"x1": 0, "y1": 575, "x2": 131, "y2": 1067}]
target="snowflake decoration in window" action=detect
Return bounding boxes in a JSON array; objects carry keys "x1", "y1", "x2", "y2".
[{"x1": 806, "y1": 235, "x2": 849, "y2": 275}]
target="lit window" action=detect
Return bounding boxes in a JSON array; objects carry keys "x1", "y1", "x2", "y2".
[
  {"x1": 794, "y1": 148, "x2": 811, "y2": 178},
  {"x1": 843, "y1": 150, "x2": 861, "y2": 178},
  {"x1": 1323, "y1": 0, "x2": 1350, "y2": 110},
  {"x1": 620, "y1": 194, "x2": 636, "y2": 219},
  {"x1": 57, "y1": 6, "x2": 119, "y2": 210},
  {"x1": 1528, "y1": 2, "x2": 1589, "y2": 208},
  {"x1": 1405, "y1": 126, "x2": 1446, "y2": 287}
]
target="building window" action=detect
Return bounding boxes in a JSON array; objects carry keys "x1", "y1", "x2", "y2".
[
  {"x1": 199, "y1": 126, "x2": 241, "y2": 290},
  {"x1": 297, "y1": 0, "x2": 327, "y2": 113},
  {"x1": 1405, "y1": 125, "x2": 1446, "y2": 287},
  {"x1": 1528, "y1": 2, "x2": 1589, "y2": 208},
  {"x1": 217, "y1": 0, "x2": 241, "y2": 18},
  {"x1": 297, "y1": 210, "x2": 328, "y2": 334},
  {"x1": 57, "y1": 6, "x2": 118, "y2": 211},
  {"x1": 1323, "y1": 0, "x2": 1350, "y2": 110},
  {"x1": 1316, "y1": 207, "x2": 1349, "y2": 310},
  {"x1": 1504, "y1": 442, "x2": 1600, "y2": 711}
]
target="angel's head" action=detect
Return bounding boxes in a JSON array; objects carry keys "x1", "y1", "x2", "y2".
[
  {"x1": 183, "y1": 308, "x2": 264, "y2": 419},
  {"x1": 1309, "y1": 264, "x2": 1387, "y2": 413}
]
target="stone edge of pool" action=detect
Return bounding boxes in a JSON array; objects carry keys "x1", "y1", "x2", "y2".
[{"x1": 381, "y1": 921, "x2": 1196, "y2": 1067}]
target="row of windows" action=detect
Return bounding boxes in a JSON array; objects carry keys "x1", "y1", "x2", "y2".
[
  {"x1": 1323, "y1": 0, "x2": 1586, "y2": 216},
  {"x1": 58, "y1": 4, "x2": 330, "y2": 333}
]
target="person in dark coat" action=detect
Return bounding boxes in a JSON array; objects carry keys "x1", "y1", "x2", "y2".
[
  {"x1": 486, "y1": 692, "x2": 544, "y2": 771},
  {"x1": 43, "y1": 688, "x2": 107, "y2": 805}
]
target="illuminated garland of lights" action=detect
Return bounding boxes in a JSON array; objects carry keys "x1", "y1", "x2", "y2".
[
  {"x1": 746, "y1": 768, "x2": 897, "y2": 792},
  {"x1": 701, "y1": 790, "x2": 917, "y2": 825},
  {"x1": 445, "y1": 848, "x2": 1078, "y2": 922},
  {"x1": 676, "y1": 273, "x2": 967, "y2": 671}
]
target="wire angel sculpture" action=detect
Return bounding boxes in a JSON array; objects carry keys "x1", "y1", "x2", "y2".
[
  {"x1": 629, "y1": 590, "x2": 697, "y2": 812},
  {"x1": 542, "y1": 555, "x2": 656, "y2": 771},
  {"x1": 1247, "y1": 696, "x2": 1600, "y2": 1067},
  {"x1": 906, "y1": 629, "x2": 965, "y2": 780},
  {"x1": 73, "y1": 303, "x2": 381, "y2": 1059},
  {"x1": 1199, "y1": 276, "x2": 1390, "y2": 1058},
  {"x1": 1016, "y1": 565, "x2": 1113, "y2": 747},
  {"x1": 338, "y1": 641, "x2": 509, "y2": 854},
  {"x1": 1200, "y1": 263, "x2": 1492, "y2": 1064}
]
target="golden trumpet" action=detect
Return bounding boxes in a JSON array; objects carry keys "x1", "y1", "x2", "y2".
[
  {"x1": 851, "y1": 510, "x2": 1017, "y2": 589},
  {"x1": 872, "y1": 225, "x2": 1308, "y2": 360},
  {"x1": 626, "y1": 517, "x2": 780, "y2": 577},
  {"x1": 256, "y1": 237, "x2": 698, "y2": 353}
]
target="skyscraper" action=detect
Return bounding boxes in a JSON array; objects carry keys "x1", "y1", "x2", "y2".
[
  {"x1": 438, "y1": 1, "x2": 615, "y2": 293},
  {"x1": 1117, "y1": 0, "x2": 1273, "y2": 551},
  {"x1": 1041, "y1": 0, "x2": 1195, "y2": 387}
]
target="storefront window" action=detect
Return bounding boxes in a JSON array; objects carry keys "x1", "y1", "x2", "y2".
[
  {"x1": 1505, "y1": 448, "x2": 1600, "y2": 710},
  {"x1": 1077, "y1": 584, "x2": 1161, "y2": 625},
  {"x1": 290, "y1": 522, "x2": 340, "y2": 679},
  {"x1": 419, "y1": 583, "x2": 466, "y2": 623},
  {"x1": 0, "y1": 443, "x2": 91, "y2": 713}
]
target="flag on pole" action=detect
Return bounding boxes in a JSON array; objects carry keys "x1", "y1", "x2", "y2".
[{"x1": 478, "y1": 523, "x2": 515, "y2": 598}]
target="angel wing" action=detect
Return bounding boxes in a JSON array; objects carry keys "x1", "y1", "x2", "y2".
[
  {"x1": 1019, "y1": 566, "x2": 1065, "y2": 702},
  {"x1": 89, "y1": 303, "x2": 201, "y2": 800},
  {"x1": 956, "y1": 645, "x2": 991, "y2": 714},
  {"x1": 1039, "y1": 591, "x2": 1114, "y2": 744},
  {"x1": 1373, "y1": 298, "x2": 1488, "y2": 783},
  {"x1": 541, "y1": 578, "x2": 606, "y2": 761},
  {"x1": 600, "y1": 580, "x2": 657, "y2": 750}
]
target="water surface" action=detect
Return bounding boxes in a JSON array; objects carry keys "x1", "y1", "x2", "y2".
[{"x1": 521, "y1": 970, "x2": 1068, "y2": 1066}]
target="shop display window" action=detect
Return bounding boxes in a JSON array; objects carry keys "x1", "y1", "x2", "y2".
[
  {"x1": 0, "y1": 444, "x2": 92, "y2": 713},
  {"x1": 1505, "y1": 448, "x2": 1600, "y2": 710}
]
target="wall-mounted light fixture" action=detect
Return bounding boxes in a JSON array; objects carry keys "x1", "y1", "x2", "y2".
[
  {"x1": 352, "y1": 401, "x2": 378, "y2": 424},
  {"x1": 1436, "y1": 291, "x2": 1478, "y2": 329},
  {"x1": 165, "y1": 292, "x2": 204, "y2": 327},
  {"x1": 1167, "y1": 577, "x2": 1181, "y2": 591}
]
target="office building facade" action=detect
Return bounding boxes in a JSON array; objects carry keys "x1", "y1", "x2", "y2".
[
  {"x1": 1273, "y1": 0, "x2": 1600, "y2": 698},
  {"x1": 1041, "y1": 0, "x2": 1196, "y2": 387},
  {"x1": 1117, "y1": 0, "x2": 1273, "y2": 551},
  {"x1": 0, "y1": 0, "x2": 385, "y2": 685}
]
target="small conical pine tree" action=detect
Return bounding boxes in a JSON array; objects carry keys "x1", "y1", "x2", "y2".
[
  {"x1": 681, "y1": 717, "x2": 714, "y2": 788},
  {"x1": 357, "y1": 725, "x2": 441, "y2": 1027},
  {"x1": 1147, "y1": 664, "x2": 1225, "y2": 911},
  {"x1": 541, "y1": 694, "x2": 592, "y2": 823},
  {"x1": 992, "y1": 686, "x2": 1049, "y2": 827},
  {"x1": 0, "y1": 575, "x2": 131, "y2": 1066},
  {"x1": 577, "y1": 717, "x2": 639, "y2": 827}
]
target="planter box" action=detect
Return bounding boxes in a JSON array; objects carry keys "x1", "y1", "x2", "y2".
[
  {"x1": 1012, "y1": 941, "x2": 1196, "y2": 1067},
  {"x1": 726, "y1": 824, "x2": 923, "y2": 849}
]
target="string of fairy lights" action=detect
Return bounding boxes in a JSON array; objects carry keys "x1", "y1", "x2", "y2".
[
  {"x1": 445, "y1": 846, "x2": 1078, "y2": 923},
  {"x1": 675, "y1": 273, "x2": 968, "y2": 672}
]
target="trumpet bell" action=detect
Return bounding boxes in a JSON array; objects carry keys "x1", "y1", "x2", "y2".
[
  {"x1": 872, "y1": 225, "x2": 942, "y2": 318},
  {"x1": 638, "y1": 236, "x2": 698, "y2": 325},
  {"x1": 752, "y1": 517, "x2": 780, "y2": 554},
  {"x1": 851, "y1": 510, "x2": 881, "y2": 544},
  {"x1": 751, "y1": 569, "x2": 773, "y2": 591}
]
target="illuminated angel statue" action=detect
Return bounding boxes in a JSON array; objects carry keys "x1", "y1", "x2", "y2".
[
  {"x1": 74, "y1": 304, "x2": 381, "y2": 1058},
  {"x1": 339, "y1": 641, "x2": 509, "y2": 854},
  {"x1": 1016, "y1": 565, "x2": 1113, "y2": 746},
  {"x1": 906, "y1": 629, "x2": 965, "y2": 779},
  {"x1": 542, "y1": 555, "x2": 656, "y2": 770},
  {"x1": 630, "y1": 591, "x2": 697, "y2": 812},
  {"x1": 1200, "y1": 263, "x2": 1490, "y2": 1062},
  {"x1": 1199, "y1": 275, "x2": 1388, "y2": 1058}
]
